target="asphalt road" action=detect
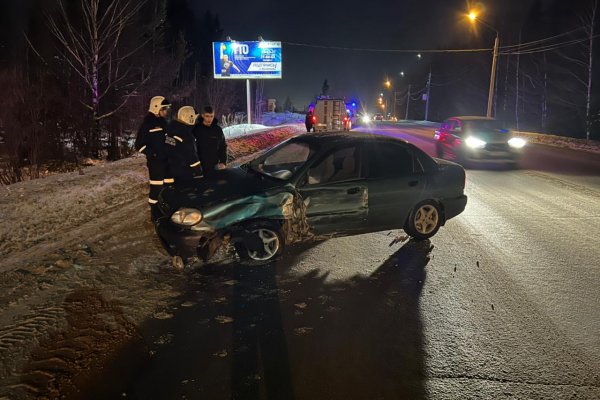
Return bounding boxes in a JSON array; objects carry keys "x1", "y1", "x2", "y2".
[{"x1": 74, "y1": 122, "x2": 600, "y2": 400}]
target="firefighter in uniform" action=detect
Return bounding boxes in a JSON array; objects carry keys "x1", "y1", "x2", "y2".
[
  {"x1": 134, "y1": 96, "x2": 172, "y2": 217},
  {"x1": 165, "y1": 106, "x2": 203, "y2": 183}
]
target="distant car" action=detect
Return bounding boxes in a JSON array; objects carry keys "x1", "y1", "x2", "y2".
[
  {"x1": 434, "y1": 116, "x2": 526, "y2": 167},
  {"x1": 155, "y1": 132, "x2": 467, "y2": 268},
  {"x1": 373, "y1": 113, "x2": 384, "y2": 121}
]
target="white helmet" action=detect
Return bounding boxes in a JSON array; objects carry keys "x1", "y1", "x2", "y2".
[
  {"x1": 177, "y1": 106, "x2": 199, "y2": 126},
  {"x1": 148, "y1": 96, "x2": 171, "y2": 115}
]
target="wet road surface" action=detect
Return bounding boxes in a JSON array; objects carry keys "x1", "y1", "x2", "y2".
[{"x1": 73, "y1": 122, "x2": 600, "y2": 400}]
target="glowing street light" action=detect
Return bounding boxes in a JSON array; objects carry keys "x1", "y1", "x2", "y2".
[
  {"x1": 400, "y1": 71, "x2": 405, "y2": 77},
  {"x1": 467, "y1": 9, "x2": 499, "y2": 118},
  {"x1": 417, "y1": 53, "x2": 422, "y2": 59},
  {"x1": 384, "y1": 80, "x2": 391, "y2": 88}
]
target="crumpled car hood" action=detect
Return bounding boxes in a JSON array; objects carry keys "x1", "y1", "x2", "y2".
[
  {"x1": 161, "y1": 167, "x2": 280, "y2": 210},
  {"x1": 159, "y1": 167, "x2": 304, "y2": 230}
]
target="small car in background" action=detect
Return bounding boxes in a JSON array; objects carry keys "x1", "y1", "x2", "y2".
[
  {"x1": 373, "y1": 113, "x2": 384, "y2": 121},
  {"x1": 434, "y1": 116, "x2": 526, "y2": 167},
  {"x1": 154, "y1": 132, "x2": 468, "y2": 268}
]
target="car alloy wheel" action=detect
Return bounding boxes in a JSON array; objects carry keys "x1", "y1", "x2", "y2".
[
  {"x1": 248, "y1": 228, "x2": 281, "y2": 261},
  {"x1": 405, "y1": 200, "x2": 442, "y2": 240},
  {"x1": 413, "y1": 205, "x2": 439, "y2": 235}
]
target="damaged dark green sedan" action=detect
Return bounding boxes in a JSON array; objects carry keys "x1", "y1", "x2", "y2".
[{"x1": 154, "y1": 132, "x2": 467, "y2": 268}]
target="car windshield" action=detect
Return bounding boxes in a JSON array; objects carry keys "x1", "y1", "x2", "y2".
[
  {"x1": 248, "y1": 141, "x2": 314, "y2": 180},
  {"x1": 465, "y1": 120, "x2": 507, "y2": 132}
]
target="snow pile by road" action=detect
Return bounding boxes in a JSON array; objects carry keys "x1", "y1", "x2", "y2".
[
  {"x1": 223, "y1": 124, "x2": 269, "y2": 139},
  {"x1": 515, "y1": 131, "x2": 600, "y2": 155},
  {"x1": 261, "y1": 111, "x2": 305, "y2": 126}
]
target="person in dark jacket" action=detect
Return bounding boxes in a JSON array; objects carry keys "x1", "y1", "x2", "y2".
[
  {"x1": 165, "y1": 106, "x2": 203, "y2": 183},
  {"x1": 193, "y1": 106, "x2": 227, "y2": 178},
  {"x1": 305, "y1": 110, "x2": 316, "y2": 132},
  {"x1": 134, "y1": 96, "x2": 172, "y2": 214}
]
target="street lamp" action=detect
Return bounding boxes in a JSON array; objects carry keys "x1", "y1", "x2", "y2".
[{"x1": 468, "y1": 10, "x2": 499, "y2": 118}]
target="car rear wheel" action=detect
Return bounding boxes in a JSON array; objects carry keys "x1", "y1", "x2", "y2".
[
  {"x1": 405, "y1": 200, "x2": 442, "y2": 240},
  {"x1": 236, "y1": 221, "x2": 285, "y2": 264}
]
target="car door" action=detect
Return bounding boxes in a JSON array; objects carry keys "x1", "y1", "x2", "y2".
[
  {"x1": 364, "y1": 143, "x2": 426, "y2": 231},
  {"x1": 297, "y1": 145, "x2": 369, "y2": 235}
]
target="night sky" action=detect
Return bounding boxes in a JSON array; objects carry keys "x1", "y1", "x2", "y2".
[
  {"x1": 1, "y1": 0, "x2": 582, "y2": 114},
  {"x1": 194, "y1": 0, "x2": 569, "y2": 111}
]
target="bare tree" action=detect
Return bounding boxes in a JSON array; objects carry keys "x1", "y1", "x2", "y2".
[
  {"x1": 0, "y1": 69, "x2": 48, "y2": 183},
  {"x1": 47, "y1": 0, "x2": 154, "y2": 155},
  {"x1": 204, "y1": 77, "x2": 239, "y2": 119}
]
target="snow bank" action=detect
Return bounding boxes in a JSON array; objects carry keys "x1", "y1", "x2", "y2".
[
  {"x1": 260, "y1": 112, "x2": 305, "y2": 126},
  {"x1": 223, "y1": 124, "x2": 269, "y2": 139},
  {"x1": 515, "y1": 131, "x2": 600, "y2": 155}
]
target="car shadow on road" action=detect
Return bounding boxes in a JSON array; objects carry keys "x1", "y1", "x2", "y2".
[{"x1": 68, "y1": 239, "x2": 432, "y2": 400}]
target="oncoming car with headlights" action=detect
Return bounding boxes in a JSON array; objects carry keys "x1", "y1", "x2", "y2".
[
  {"x1": 434, "y1": 116, "x2": 526, "y2": 167},
  {"x1": 154, "y1": 132, "x2": 468, "y2": 268}
]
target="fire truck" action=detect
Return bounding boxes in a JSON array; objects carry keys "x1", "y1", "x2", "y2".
[{"x1": 313, "y1": 98, "x2": 352, "y2": 132}]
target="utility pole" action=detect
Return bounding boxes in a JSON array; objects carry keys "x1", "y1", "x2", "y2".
[
  {"x1": 246, "y1": 79, "x2": 252, "y2": 124},
  {"x1": 487, "y1": 34, "x2": 499, "y2": 118},
  {"x1": 424, "y1": 69, "x2": 432, "y2": 121},
  {"x1": 405, "y1": 84, "x2": 411, "y2": 121}
]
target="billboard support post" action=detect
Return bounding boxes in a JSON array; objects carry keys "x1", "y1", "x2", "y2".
[{"x1": 246, "y1": 79, "x2": 252, "y2": 124}]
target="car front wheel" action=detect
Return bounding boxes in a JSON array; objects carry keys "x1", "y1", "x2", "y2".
[
  {"x1": 236, "y1": 221, "x2": 285, "y2": 264},
  {"x1": 405, "y1": 200, "x2": 442, "y2": 240}
]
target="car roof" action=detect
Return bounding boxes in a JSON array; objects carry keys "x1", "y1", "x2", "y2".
[{"x1": 294, "y1": 131, "x2": 409, "y2": 147}]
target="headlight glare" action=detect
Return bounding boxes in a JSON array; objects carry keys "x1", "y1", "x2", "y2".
[
  {"x1": 508, "y1": 137, "x2": 527, "y2": 148},
  {"x1": 171, "y1": 208, "x2": 202, "y2": 226},
  {"x1": 362, "y1": 115, "x2": 370, "y2": 123},
  {"x1": 465, "y1": 136, "x2": 486, "y2": 149}
]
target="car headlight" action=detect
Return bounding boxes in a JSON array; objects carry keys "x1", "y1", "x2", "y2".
[
  {"x1": 362, "y1": 115, "x2": 370, "y2": 123},
  {"x1": 465, "y1": 136, "x2": 486, "y2": 149},
  {"x1": 171, "y1": 208, "x2": 203, "y2": 226},
  {"x1": 508, "y1": 137, "x2": 526, "y2": 149}
]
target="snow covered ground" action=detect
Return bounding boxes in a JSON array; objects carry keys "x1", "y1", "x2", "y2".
[
  {"x1": 222, "y1": 111, "x2": 305, "y2": 139},
  {"x1": 260, "y1": 111, "x2": 305, "y2": 126},
  {"x1": 0, "y1": 125, "x2": 303, "y2": 399},
  {"x1": 222, "y1": 124, "x2": 269, "y2": 139},
  {"x1": 0, "y1": 120, "x2": 596, "y2": 397}
]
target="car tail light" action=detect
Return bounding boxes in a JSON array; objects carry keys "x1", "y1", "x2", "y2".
[{"x1": 312, "y1": 116, "x2": 317, "y2": 123}]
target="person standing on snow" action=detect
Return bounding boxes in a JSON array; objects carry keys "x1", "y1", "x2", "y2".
[
  {"x1": 193, "y1": 106, "x2": 227, "y2": 178},
  {"x1": 165, "y1": 106, "x2": 203, "y2": 183},
  {"x1": 305, "y1": 110, "x2": 316, "y2": 132},
  {"x1": 134, "y1": 96, "x2": 172, "y2": 217}
]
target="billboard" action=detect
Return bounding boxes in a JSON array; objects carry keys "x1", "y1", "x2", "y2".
[{"x1": 213, "y1": 41, "x2": 282, "y2": 79}]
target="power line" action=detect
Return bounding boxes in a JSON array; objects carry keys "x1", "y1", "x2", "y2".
[
  {"x1": 282, "y1": 27, "x2": 593, "y2": 55},
  {"x1": 282, "y1": 42, "x2": 492, "y2": 53},
  {"x1": 500, "y1": 34, "x2": 599, "y2": 55},
  {"x1": 499, "y1": 27, "x2": 586, "y2": 50}
]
